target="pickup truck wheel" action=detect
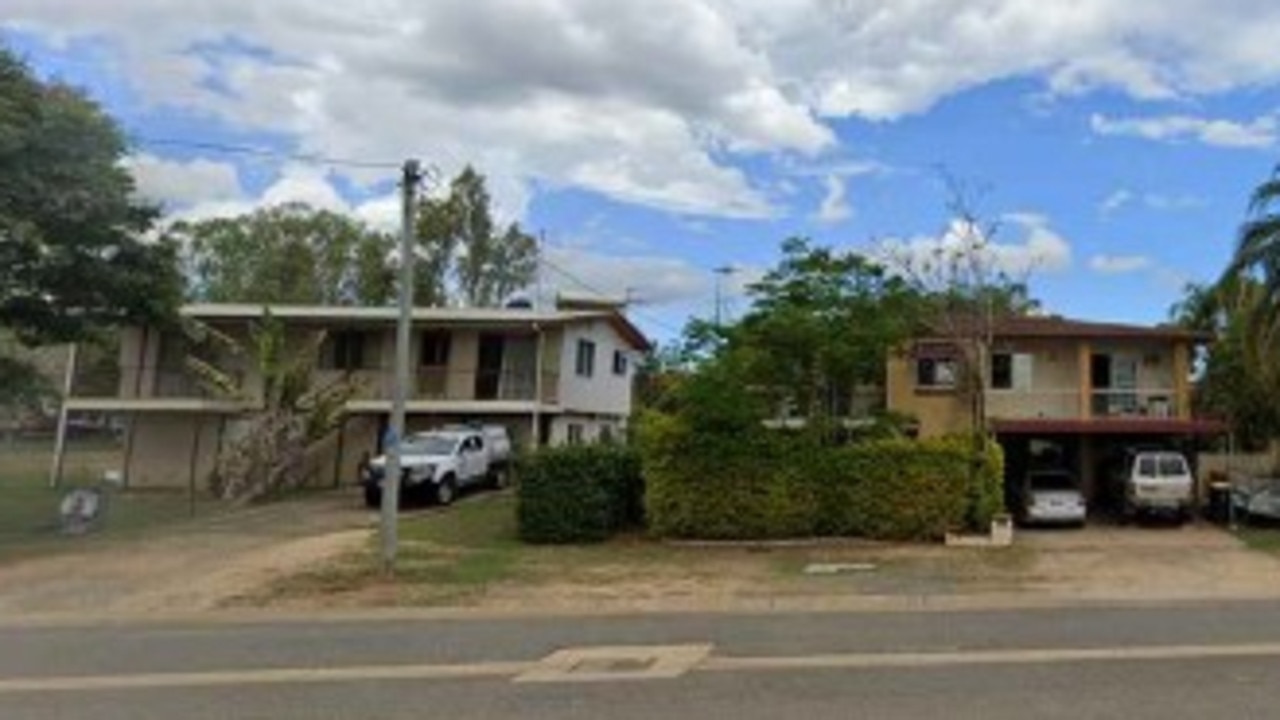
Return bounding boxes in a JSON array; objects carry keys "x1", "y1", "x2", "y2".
[
  {"x1": 435, "y1": 476, "x2": 457, "y2": 506},
  {"x1": 488, "y1": 466, "x2": 509, "y2": 490},
  {"x1": 363, "y1": 486, "x2": 382, "y2": 509}
]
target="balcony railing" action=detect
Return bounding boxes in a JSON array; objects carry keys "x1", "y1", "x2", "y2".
[
  {"x1": 73, "y1": 363, "x2": 562, "y2": 405},
  {"x1": 72, "y1": 365, "x2": 231, "y2": 400},
  {"x1": 985, "y1": 387, "x2": 1182, "y2": 421},
  {"x1": 1090, "y1": 388, "x2": 1179, "y2": 419},
  {"x1": 985, "y1": 389, "x2": 1080, "y2": 420},
  {"x1": 415, "y1": 367, "x2": 559, "y2": 403}
]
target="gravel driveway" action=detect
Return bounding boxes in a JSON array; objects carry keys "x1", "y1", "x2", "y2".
[{"x1": 1017, "y1": 522, "x2": 1280, "y2": 601}]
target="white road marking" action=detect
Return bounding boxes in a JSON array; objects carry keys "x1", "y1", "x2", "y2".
[
  {"x1": 0, "y1": 661, "x2": 531, "y2": 694},
  {"x1": 514, "y1": 644, "x2": 713, "y2": 683},
  {"x1": 4, "y1": 641, "x2": 1280, "y2": 694},
  {"x1": 703, "y1": 642, "x2": 1280, "y2": 673}
]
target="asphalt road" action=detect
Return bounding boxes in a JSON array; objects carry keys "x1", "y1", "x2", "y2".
[{"x1": 3, "y1": 602, "x2": 1280, "y2": 719}]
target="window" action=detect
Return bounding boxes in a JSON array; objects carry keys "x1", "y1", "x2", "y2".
[
  {"x1": 991, "y1": 353, "x2": 1013, "y2": 389},
  {"x1": 1137, "y1": 457, "x2": 1157, "y2": 478},
  {"x1": 599, "y1": 424, "x2": 615, "y2": 444},
  {"x1": 575, "y1": 339, "x2": 596, "y2": 377},
  {"x1": 916, "y1": 357, "x2": 957, "y2": 389},
  {"x1": 567, "y1": 423, "x2": 584, "y2": 445},
  {"x1": 991, "y1": 352, "x2": 1033, "y2": 390},
  {"x1": 322, "y1": 330, "x2": 366, "y2": 371},
  {"x1": 612, "y1": 350, "x2": 628, "y2": 376},
  {"x1": 419, "y1": 331, "x2": 450, "y2": 366}
]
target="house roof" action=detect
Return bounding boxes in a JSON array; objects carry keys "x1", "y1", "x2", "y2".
[
  {"x1": 927, "y1": 315, "x2": 1213, "y2": 343},
  {"x1": 179, "y1": 303, "x2": 652, "y2": 351}
]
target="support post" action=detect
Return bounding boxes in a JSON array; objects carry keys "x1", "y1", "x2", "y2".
[
  {"x1": 188, "y1": 417, "x2": 202, "y2": 518},
  {"x1": 533, "y1": 323, "x2": 544, "y2": 448},
  {"x1": 381, "y1": 159, "x2": 421, "y2": 574},
  {"x1": 49, "y1": 343, "x2": 79, "y2": 488}
]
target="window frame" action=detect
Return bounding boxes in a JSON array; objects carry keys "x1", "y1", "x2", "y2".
[
  {"x1": 916, "y1": 356, "x2": 958, "y2": 391},
  {"x1": 612, "y1": 349, "x2": 628, "y2": 376},
  {"x1": 575, "y1": 339, "x2": 596, "y2": 378},
  {"x1": 323, "y1": 330, "x2": 367, "y2": 372},
  {"x1": 419, "y1": 330, "x2": 451, "y2": 367},
  {"x1": 990, "y1": 352, "x2": 1013, "y2": 390}
]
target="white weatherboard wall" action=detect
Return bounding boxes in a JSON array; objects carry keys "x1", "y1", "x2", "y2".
[{"x1": 556, "y1": 319, "x2": 635, "y2": 416}]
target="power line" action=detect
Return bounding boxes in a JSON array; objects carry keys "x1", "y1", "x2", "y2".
[
  {"x1": 134, "y1": 135, "x2": 415, "y2": 173},
  {"x1": 540, "y1": 256, "x2": 684, "y2": 336}
]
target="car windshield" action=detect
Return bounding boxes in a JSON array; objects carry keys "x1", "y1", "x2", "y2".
[
  {"x1": 401, "y1": 434, "x2": 457, "y2": 455},
  {"x1": 1030, "y1": 473, "x2": 1076, "y2": 491}
]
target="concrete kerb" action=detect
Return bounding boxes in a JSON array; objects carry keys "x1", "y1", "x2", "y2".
[{"x1": 5, "y1": 595, "x2": 1280, "y2": 632}]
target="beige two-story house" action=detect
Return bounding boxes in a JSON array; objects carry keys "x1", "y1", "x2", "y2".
[
  {"x1": 887, "y1": 316, "x2": 1223, "y2": 508},
  {"x1": 63, "y1": 303, "x2": 649, "y2": 489}
]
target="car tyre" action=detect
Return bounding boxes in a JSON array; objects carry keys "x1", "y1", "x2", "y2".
[
  {"x1": 435, "y1": 476, "x2": 457, "y2": 506},
  {"x1": 488, "y1": 466, "x2": 510, "y2": 490}
]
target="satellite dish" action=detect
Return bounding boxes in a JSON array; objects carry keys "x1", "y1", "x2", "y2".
[{"x1": 59, "y1": 488, "x2": 104, "y2": 535}]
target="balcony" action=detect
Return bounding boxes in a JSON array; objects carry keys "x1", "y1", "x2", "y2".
[
  {"x1": 65, "y1": 365, "x2": 254, "y2": 413},
  {"x1": 985, "y1": 387, "x2": 1181, "y2": 421},
  {"x1": 1090, "y1": 389, "x2": 1179, "y2": 419},
  {"x1": 986, "y1": 390, "x2": 1080, "y2": 420},
  {"x1": 415, "y1": 368, "x2": 559, "y2": 404}
]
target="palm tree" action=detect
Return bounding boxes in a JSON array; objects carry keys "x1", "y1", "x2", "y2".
[
  {"x1": 1227, "y1": 170, "x2": 1280, "y2": 320},
  {"x1": 184, "y1": 310, "x2": 357, "y2": 501}
]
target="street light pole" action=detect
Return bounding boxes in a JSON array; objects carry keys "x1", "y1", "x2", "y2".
[{"x1": 381, "y1": 159, "x2": 421, "y2": 575}]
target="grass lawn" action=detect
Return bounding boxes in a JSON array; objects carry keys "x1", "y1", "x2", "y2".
[
  {"x1": 252, "y1": 490, "x2": 1036, "y2": 610},
  {"x1": 1236, "y1": 524, "x2": 1280, "y2": 556},
  {"x1": 0, "y1": 438, "x2": 228, "y2": 561}
]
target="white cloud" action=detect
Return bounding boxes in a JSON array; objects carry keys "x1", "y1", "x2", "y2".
[
  {"x1": 1099, "y1": 189, "x2": 1135, "y2": 215},
  {"x1": 815, "y1": 174, "x2": 853, "y2": 224},
  {"x1": 880, "y1": 212, "x2": 1073, "y2": 280},
  {"x1": 1099, "y1": 187, "x2": 1209, "y2": 215},
  {"x1": 166, "y1": 164, "x2": 401, "y2": 232},
  {"x1": 544, "y1": 246, "x2": 712, "y2": 307},
  {"x1": 1090, "y1": 254, "x2": 1152, "y2": 274},
  {"x1": 124, "y1": 154, "x2": 244, "y2": 207},
  {"x1": 1091, "y1": 113, "x2": 1277, "y2": 148},
  {"x1": 14, "y1": 1, "x2": 1280, "y2": 220}
]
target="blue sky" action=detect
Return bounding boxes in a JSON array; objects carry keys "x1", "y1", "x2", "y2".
[{"x1": 6, "y1": 2, "x2": 1280, "y2": 342}]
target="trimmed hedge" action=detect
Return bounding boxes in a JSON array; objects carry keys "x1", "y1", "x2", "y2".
[
  {"x1": 517, "y1": 445, "x2": 644, "y2": 544},
  {"x1": 639, "y1": 412, "x2": 1004, "y2": 541}
]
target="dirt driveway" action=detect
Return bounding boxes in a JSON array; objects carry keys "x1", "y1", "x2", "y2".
[
  {"x1": 0, "y1": 493, "x2": 372, "y2": 618},
  {"x1": 1017, "y1": 522, "x2": 1280, "y2": 601}
]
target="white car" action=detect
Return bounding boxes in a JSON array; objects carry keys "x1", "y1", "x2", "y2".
[
  {"x1": 1021, "y1": 470, "x2": 1086, "y2": 526},
  {"x1": 361, "y1": 425, "x2": 512, "y2": 508}
]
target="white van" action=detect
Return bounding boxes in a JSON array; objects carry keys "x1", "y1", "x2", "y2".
[{"x1": 1118, "y1": 449, "x2": 1194, "y2": 521}]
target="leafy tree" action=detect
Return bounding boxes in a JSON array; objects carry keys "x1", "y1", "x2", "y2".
[
  {"x1": 0, "y1": 46, "x2": 181, "y2": 378},
  {"x1": 737, "y1": 237, "x2": 923, "y2": 419},
  {"x1": 171, "y1": 202, "x2": 395, "y2": 306},
  {"x1": 415, "y1": 167, "x2": 539, "y2": 307}
]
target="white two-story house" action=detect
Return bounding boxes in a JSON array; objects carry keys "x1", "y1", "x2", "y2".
[{"x1": 62, "y1": 302, "x2": 650, "y2": 489}]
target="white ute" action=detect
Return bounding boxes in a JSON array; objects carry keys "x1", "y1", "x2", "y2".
[{"x1": 361, "y1": 425, "x2": 512, "y2": 508}]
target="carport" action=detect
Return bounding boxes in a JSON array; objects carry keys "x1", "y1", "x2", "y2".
[{"x1": 996, "y1": 418, "x2": 1227, "y2": 518}]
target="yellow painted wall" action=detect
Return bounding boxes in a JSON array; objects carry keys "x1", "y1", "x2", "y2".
[{"x1": 885, "y1": 352, "x2": 970, "y2": 438}]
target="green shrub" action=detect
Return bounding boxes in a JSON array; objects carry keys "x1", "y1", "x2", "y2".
[
  {"x1": 516, "y1": 444, "x2": 644, "y2": 544},
  {"x1": 639, "y1": 411, "x2": 1003, "y2": 542}
]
